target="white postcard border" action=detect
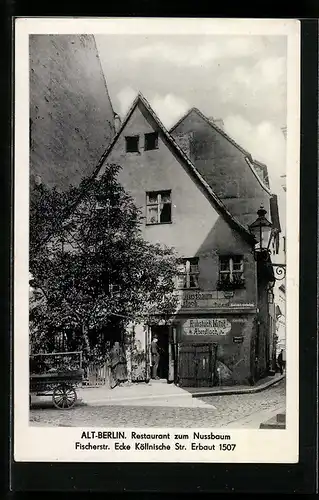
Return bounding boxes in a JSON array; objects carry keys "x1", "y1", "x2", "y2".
[{"x1": 14, "y1": 17, "x2": 300, "y2": 463}]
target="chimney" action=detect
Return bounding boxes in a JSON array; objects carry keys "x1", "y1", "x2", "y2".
[
  {"x1": 114, "y1": 113, "x2": 122, "y2": 133},
  {"x1": 209, "y1": 117, "x2": 224, "y2": 130}
]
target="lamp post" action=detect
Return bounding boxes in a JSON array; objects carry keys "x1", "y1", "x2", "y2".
[
  {"x1": 249, "y1": 205, "x2": 286, "y2": 376},
  {"x1": 249, "y1": 205, "x2": 286, "y2": 281}
]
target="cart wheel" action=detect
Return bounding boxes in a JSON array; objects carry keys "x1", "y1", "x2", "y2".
[{"x1": 53, "y1": 384, "x2": 77, "y2": 409}]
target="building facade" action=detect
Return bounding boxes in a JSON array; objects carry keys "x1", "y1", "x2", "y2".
[
  {"x1": 275, "y1": 284, "x2": 286, "y2": 356},
  {"x1": 170, "y1": 107, "x2": 278, "y2": 230},
  {"x1": 96, "y1": 94, "x2": 280, "y2": 387},
  {"x1": 30, "y1": 34, "x2": 115, "y2": 190}
]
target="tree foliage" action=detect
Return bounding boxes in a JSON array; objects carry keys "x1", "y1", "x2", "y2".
[{"x1": 30, "y1": 165, "x2": 180, "y2": 360}]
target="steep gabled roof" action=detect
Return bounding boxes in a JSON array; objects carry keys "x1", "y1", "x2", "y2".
[
  {"x1": 37, "y1": 93, "x2": 256, "y2": 253},
  {"x1": 91, "y1": 92, "x2": 255, "y2": 244},
  {"x1": 170, "y1": 107, "x2": 272, "y2": 195}
]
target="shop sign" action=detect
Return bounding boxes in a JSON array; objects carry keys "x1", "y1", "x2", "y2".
[
  {"x1": 233, "y1": 336, "x2": 244, "y2": 343},
  {"x1": 178, "y1": 291, "x2": 229, "y2": 310},
  {"x1": 182, "y1": 318, "x2": 232, "y2": 336},
  {"x1": 176, "y1": 291, "x2": 255, "y2": 311}
]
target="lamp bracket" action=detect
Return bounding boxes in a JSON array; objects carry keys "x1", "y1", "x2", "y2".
[{"x1": 272, "y1": 264, "x2": 286, "y2": 281}]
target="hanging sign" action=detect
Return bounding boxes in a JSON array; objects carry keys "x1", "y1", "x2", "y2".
[{"x1": 182, "y1": 318, "x2": 232, "y2": 336}]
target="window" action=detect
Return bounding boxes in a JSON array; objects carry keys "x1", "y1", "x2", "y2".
[
  {"x1": 176, "y1": 257, "x2": 199, "y2": 289},
  {"x1": 146, "y1": 190, "x2": 171, "y2": 224},
  {"x1": 218, "y1": 256, "x2": 245, "y2": 289},
  {"x1": 144, "y1": 132, "x2": 158, "y2": 151},
  {"x1": 95, "y1": 195, "x2": 110, "y2": 212},
  {"x1": 125, "y1": 135, "x2": 139, "y2": 153}
]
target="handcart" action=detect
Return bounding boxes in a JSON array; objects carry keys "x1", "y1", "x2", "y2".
[{"x1": 29, "y1": 351, "x2": 84, "y2": 409}]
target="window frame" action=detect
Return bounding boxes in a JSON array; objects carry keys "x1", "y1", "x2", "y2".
[
  {"x1": 146, "y1": 190, "x2": 172, "y2": 225},
  {"x1": 176, "y1": 257, "x2": 200, "y2": 290},
  {"x1": 144, "y1": 132, "x2": 159, "y2": 151},
  {"x1": 125, "y1": 135, "x2": 140, "y2": 153},
  {"x1": 218, "y1": 255, "x2": 244, "y2": 286}
]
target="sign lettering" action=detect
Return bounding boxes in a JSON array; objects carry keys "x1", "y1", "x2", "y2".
[
  {"x1": 233, "y1": 336, "x2": 244, "y2": 343},
  {"x1": 176, "y1": 291, "x2": 255, "y2": 311},
  {"x1": 182, "y1": 318, "x2": 232, "y2": 336}
]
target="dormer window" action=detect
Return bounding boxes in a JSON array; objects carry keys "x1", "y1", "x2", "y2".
[
  {"x1": 125, "y1": 135, "x2": 139, "y2": 153},
  {"x1": 144, "y1": 132, "x2": 158, "y2": 151}
]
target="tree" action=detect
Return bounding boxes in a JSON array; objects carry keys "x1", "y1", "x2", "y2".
[{"x1": 29, "y1": 164, "x2": 180, "y2": 360}]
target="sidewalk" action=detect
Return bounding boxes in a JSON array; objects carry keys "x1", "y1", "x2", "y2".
[
  {"x1": 186, "y1": 373, "x2": 285, "y2": 398},
  {"x1": 223, "y1": 404, "x2": 286, "y2": 429},
  {"x1": 76, "y1": 380, "x2": 215, "y2": 408},
  {"x1": 31, "y1": 374, "x2": 285, "y2": 409}
]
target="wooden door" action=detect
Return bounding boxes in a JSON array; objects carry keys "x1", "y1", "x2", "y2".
[{"x1": 178, "y1": 343, "x2": 217, "y2": 387}]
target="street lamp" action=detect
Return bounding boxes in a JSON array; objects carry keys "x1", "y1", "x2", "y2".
[
  {"x1": 249, "y1": 205, "x2": 272, "y2": 254},
  {"x1": 249, "y1": 205, "x2": 286, "y2": 281}
]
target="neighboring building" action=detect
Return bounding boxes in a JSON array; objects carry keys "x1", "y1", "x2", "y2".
[
  {"x1": 275, "y1": 284, "x2": 286, "y2": 356},
  {"x1": 169, "y1": 107, "x2": 280, "y2": 235},
  {"x1": 281, "y1": 126, "x2": 287, "y2": 140},
  {"x1": 281, "y1": 174, "x2": 287, "y2": 192},
  {"x1": 30, "y1": 34, "x2": 116, "y2": 190},
  {"x1": 94, "y1": 93, "x2": 280, "y2": 387}
]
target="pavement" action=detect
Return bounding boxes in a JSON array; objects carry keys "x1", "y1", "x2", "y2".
[
  {"x1": 31, "y1": 375, "x2": 285, "y2": 409},
  {"x1": 31, "y1": 373, "x2": 285, "y2": 409},
  {"x1": 31, "y1": 379, "x2": 216, "y2": 409},
  {"x1": 223, "y1": 404, "x2": 286, "y2": 429},
  {"x1": 30, "y1": 378, "x2": 286, "y2": 428},
  {"x1": 259, "y1": 411, "x2": 286, "y2": 429},
  {"x1": 187, "y1": 373, "x2": 285, "y2": 397}
]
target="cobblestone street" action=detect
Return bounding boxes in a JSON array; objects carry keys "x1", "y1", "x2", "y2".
[{"x1": 30, "y1": 379, "x2": 285, "y2": 428}]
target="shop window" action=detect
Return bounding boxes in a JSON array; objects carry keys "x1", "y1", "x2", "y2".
[
  {"x1": 144, "y1": 132, "x2": 158, "y2": 151},
  {"x1": 125, "y1": 135, "x2": 139, "y2": 153},
  {"x1": 176, "y1": 257, "x2": 199, "y2": 289},
  {"x1": 217, "y1": 256, "x2": 245, "y2": 290},
  {"x1": 146, "y1": 190, "x2": 171, "y2": 224}
]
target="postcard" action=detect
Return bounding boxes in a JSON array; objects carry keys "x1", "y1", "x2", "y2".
[{"x1": 14, "y1": 17, "x2": 300, "y2": 463}]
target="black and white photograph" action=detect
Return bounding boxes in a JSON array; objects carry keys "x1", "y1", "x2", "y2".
[{"x1": 14, "y1": 18, "x2": 300, "y2": 463}]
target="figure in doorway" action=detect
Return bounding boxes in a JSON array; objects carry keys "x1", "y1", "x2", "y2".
[
  {"x1": 109, "y1": 341, "x2": 127, "y2": 389},
  {"x1": 151, "y1": 335, "x2": 161, "y2": 380}
]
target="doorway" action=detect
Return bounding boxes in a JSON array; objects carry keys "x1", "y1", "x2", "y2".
[
  {"x1": 151, "y1": 325, "x2": 169, "y2": 380},
  {"x1": 178, "y1": 343, "x2": 218, "y2": 387}
]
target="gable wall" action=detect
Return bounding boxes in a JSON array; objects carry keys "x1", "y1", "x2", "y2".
[
  {"x1": 171, "y1": 111, "x2": 272, "y2": 228},
  {"x1": 99, "y1": 102, "x2": 256, "y2": 302}
]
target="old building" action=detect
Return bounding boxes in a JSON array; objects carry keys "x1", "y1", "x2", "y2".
[
  {"x1": 170, "y1": 107, "x2": 276, "y2": 230},
  {"x1": 95, "y1": 93, "x2": 280, "y2": 387},
  {"x1": 275, "y1": 284, "x2": 286, "y2": 357},
  {"x1": 30, "y1": 34, "x2": 115, "y2": 190}
]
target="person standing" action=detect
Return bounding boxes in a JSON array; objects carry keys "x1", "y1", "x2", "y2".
[
  {"x1": 277, "y1": 349, "x2": 284, "y2": 375},
  {"x1": 109, "y1": 341, "x2": 127, "y2": 389},
  {"x1": 282, "y1": 348, "x2": 286, "y2": 372},
  {"x1": 151, "y1": 335, "x2": 160, "y2": 380}
]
